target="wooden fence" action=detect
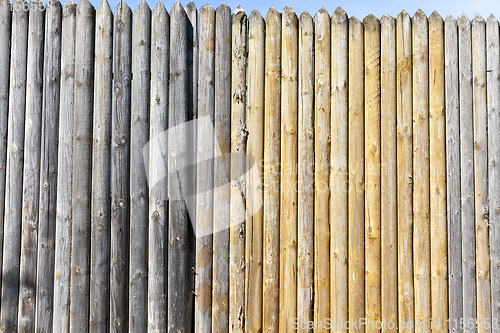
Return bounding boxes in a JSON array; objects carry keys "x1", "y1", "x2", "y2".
[{"x1": 0, "y1": 0, "x2": 498, "y2": 332}]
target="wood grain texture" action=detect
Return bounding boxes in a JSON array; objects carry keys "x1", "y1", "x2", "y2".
[
  {"x1": 212, "y1": 4, "x2": 231, "y2": 332},
  {"x1": 17, "y1": 1, "x2": 44, "y2": 330},
  {"x1": 148, "y1": 3, "x2": 169, "y2": 333},
  {"x1": 380, "y1": 14, "x2": 398, "y2": 333},
  {"x1": 297, "y1": 11, "x2": 314, "y2": 332},
  {"x1": 487, "y1": 14, "x2": 500, "y2": 332},
  {"x1": 364, "y1": 14, "x2": 381, "y2": 333},
  {"x1": 129, "y1": 1, "x2": 150, "y2": 331},
  {"x1": 444, "y1": 15, "x2": 463, "y2": 333},
  {"x1": 412, "y1": 10, "x2": 431, "y2": 333},
  {"x1": 348, "y1": 16, "x2": 365, "y2": 333},
  {"x1": 168, "y1": 2, "x2": 195, "y2": 331},
  {"x1": 279, "y1": 6, "x2": 298, "y2": 333},
  {"x1": 458, "y1": 14, "x2": 477, "y2": 332},
  {"x1": 195, "y1": 5, "x2": 214, "y2": 333},
  {"x1": 0, "y1": 0, "x2": 12, "y2": 311},
  {"x1": 330, "y1": 8, "x2": 348, "y2": 332},
  {"x1": 229, "y1": 6, "x2": 247, "y2": 333},
  {"x1": 69, "y1": 0, "x2": 95, "y2": 331},
  {"x1": 35, "y1": 2, "x2": 61, "y2": 331},
  {"x1": 245, "y1": 9, "x2": 264, "y2": 333},
  {"x1": 428, "y1": 11, "x2": 448, "y2": 333},
  {"x1": 396, "y1": 11, "x2": 414, "y2": 333},
  {"x1": 53, "y1": 2, "x2": 76, "y2": 331},
  {"x1": 0, "y1": 0, "x2": 29, "y2": 330},
  {"x1": 263, "y1": 7, "x2": 281, "y2": 333},
  {"x1": 313, "y1": 9, "x2": 330, "y2": 332},
  {"x1": 90, "y1": 2, "x2": 113, "y2": 331},
  {"x1": 110, "y1": 2, "x2": 131, "y2": 331},
  {"x1": 472, "y1": 14, "x2": 491, "y2": 333}
]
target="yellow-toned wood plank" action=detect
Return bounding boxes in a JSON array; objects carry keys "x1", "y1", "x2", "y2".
[
  {"x1": 364, "y1": 13, "x2": 381, "y2": 333},
  {"x1": 313, "y1": 8, "x2": 330, "y2": 332},
  {"x1": 297, "y1": 9, "x2": 314, "y2": 332},
  {"x1": 380, "y1": 14, "x2": 398, "y2": 333},
  {"x1": 245, "y1": 8, "x2": 265, "y2": 333},
  {"x1": 279, "y1": 6, "x2": 298, "y2": 333},
  {"x1": 263, "y1": 6, "x2": 281, "y2": 332},
  {"x1": 412, "y1": 9, "x2": 431, "y2": 333},
  {"x1": 330, "y1": 8, "x2": 349, "y2": 332},
  {"x1": 396, "y1": 10, "x2": 414, "y2": 333},
  {"x1": 472, "y1": 14, "x2": 491, "y2": 333},
  {"x1": 348, "y1": 15, "x2": 365, "y2": 333},
  {"x1": 428, "y1": 11, "x2": 448, "y2": 333}
]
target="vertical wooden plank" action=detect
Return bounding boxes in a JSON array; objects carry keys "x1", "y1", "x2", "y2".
[
  {"x1": 17, "y1": 0, "x2": 44, "y2": 329},
  {"x1": 348, "y1": 15, "x2": 364, "y2": 332},
  {"x1": 0, "y1": 0, "x2": 12, "y2": 304},
  {"x1": 396, "y1": 11, "x2": 414, "y2": 333},
  {"x1": 245, "y1": 8, "x2": 264, "y2": 333},
  {"x1": 53, "y1": 2, "x2": 76, "y2": 331},
  {"x1": 184, "y1": 1, "x2": 197, "y2": 229},
  {"x1": 330, "y1": 8, "x2": 348, "y2": 332},
  {"x1": 129, "y1": 1, "x2": 150, "y2": 331},
  {"x1": 69, "y1": 0, "x2": 95, "y2": 330},
  {"x1": 364, "y1": 13, "x2": 381, "y2": 333},
  {"x1": 472, "y1": 14, "x2": 491, "y2": 333},
  {"x1": 0, "y1": 0, "x2": 28, "y2": 329},
  {"x1": 279, "y1": 6, "x2": 298, "y2": 332},
  {"x1": 229, "y1": 5, "x2": 247, "y2": 333},
  {"x1": 194, "y1": 5, "x2": 214, "y2": 333},
  {"x1": 314, "y1": 8, "x2": 331, "y2": 332},
  {"x1": 445, "y1": 14, "x2": 463, "y2": 333},
  {"x1": 380, "y1": 14, "x2": 398, "y2": 332},
  {"x1": 148, "y1": 2, "x2": 168, "y2": 333},
  {"x1": 297, "y1": 10, "x2": 314, "y2": 332},
  {"x1": 35, "y1": 1, "x2": 61, "y2": 331},
  {"x1": 263, "y1": 6, "x2": 281, "y2": 333},
  {"x1": 90, "y1": 1, "x2": 113, "y2": 331},
  {"x1": 169, "y1": 2, "x2": 195, "y2": 331},
  {"x1": 458, "y1": 14, "x2": 477, "y2": 332},
  {"x1": 428, "y1": 11, "x2": 448, "y2": 333},
  {"x1": 412, "y1": 10, "x2": 431, "y2": 333},
  {"x1": 111, "y1": 1, "x2": 131, "y2": 331},
  {"x1": 487, "y1": 14, "x2": 500, "y2": 332},
  {"x1": 212, "y1": 4, "x2": 231, "y2": 332}
]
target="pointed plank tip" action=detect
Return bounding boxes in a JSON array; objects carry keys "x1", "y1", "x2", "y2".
[
  {"x1": 487, "y1": 13, "x2": 498, "y2": 22},
  {"x1": 445, "y1": 13, "x2": 455, "y2": 21},
  {"x1": 233, "y1": 4, "x2": 245, "y2": 16},
  {"x1": 200, "y1": 3, "x2": 214, "y2": 12},
  {"x1": 283, "y1": 5, "x2": 295, "y2": 13},
  {"x1": 216, "y1": 2, "x2": 229, "y2": 12},
  {"x1": 299, "y1": 10, "x2": 312, "y2": 20},
  {"x1": 185, "y1": 1, "x2": 196, "y2": 11},
  {"x1": 333, "y1": 6, "x2": 346, "y2": 16},
  {"x1": 153, "y1": 0, "x2": 167, "y2": 12},
  {"x1": 381, "y1": 13, "x2": 395, "y2": 21},
  {"x1": 364, "y1": 13, "x2": 378, "y2": 22},
  {"x1": 414, "y1": 8, "x2": 426, "y2": 17},
  {"x1": 457, "y1": 13, "x2": 470, "y2": 25},
  {"x1": 97, "y1": 0, "x2": 112, "y2": 13},
  {"x1": 136, "y1": 0, "x2": 151, "y2": 12},
  {"x1": 249, "y1": 8, "x2": 262, "y2": 18},
  {"x1": 64, "y1": 0, "x2": 75, "y2": 5},
  {"x1": 171, "y1": 0, "x2": 183, "y2": 11},
  {"x1": 472, "y1": 13, "x2": 484, "y2": 22},
  {"x1": 429, "y1": 10, "x2": 442, "y2": 21},
  {"x1": 398, "y1": 9, "x2": 409, "y2": 18}
]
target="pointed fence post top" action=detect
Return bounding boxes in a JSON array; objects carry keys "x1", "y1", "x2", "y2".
[
  {"x1": 115, "y1": 0, "x2": 132, "y2": 17},
  {"x1": 429, "y1": 11, "x2": 443, "y2": 22}
]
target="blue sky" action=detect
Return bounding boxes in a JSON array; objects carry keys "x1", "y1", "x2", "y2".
[{"x1": 87, "y1": 0, "x2": 500, "y2": 21}]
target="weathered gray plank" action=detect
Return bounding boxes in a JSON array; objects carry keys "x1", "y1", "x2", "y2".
[
  {"x1": 69, "y1": 0, "x2": 95, "y2": 330},
  {"x1": 148, "y1": 2, "x2": 169, "y2": 332},
  {"x1": 0, "y1": 0, "x2": 12, "y2": 306},
  {"x1": 444, "y1": 14, "x2": 463, "y2": 333},
  {"x1": 168, "y1": 2, "x2": 195, "y2": 331},
  {"x1": 35, "y1": 1, "x2": 61, "y2": 331},
  {"x1": 52, "y1": 1, "x2": 76, "y2": 331},
  {"x1": 245, "y1": 9, "x2": 264, "y2": 333},
  {"x1": 212, "y1": 4, "x2": 231, "y2": 332},
  {"x1": 194, "y1": 4, "x2": 214, "y2": 333},
  {"x1": 110, "y1": 1, "x2": 131, "y2": 331},
  {"x1": 17, "y1": 0, "x2": 45, "y2": 330},
  {"x1": 229, "y1": 6, "x2": 247, "y2": 333},
  {"x1": 89, "y1": 1, "x2": 113, "y2": 331},
  {"x1": 472, "y1": 14, "x2": 491, "y2": 333},
  {"x1": 0, "y1": 0, "x2": 28, "y2": 330},
  {"x1": 458, "y1": 14, "x2": 477, "y2": 331},
  {"x1": 129, "y1": 0, "x2": 150, "y2": 331},
  {"x1": 487, "y1": 14, "x2": 500, "y2": 332}
]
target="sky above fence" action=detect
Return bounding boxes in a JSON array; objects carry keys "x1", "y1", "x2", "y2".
[{"x1": 85, "y1": 0, "x2": 500, "y2": 21}]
